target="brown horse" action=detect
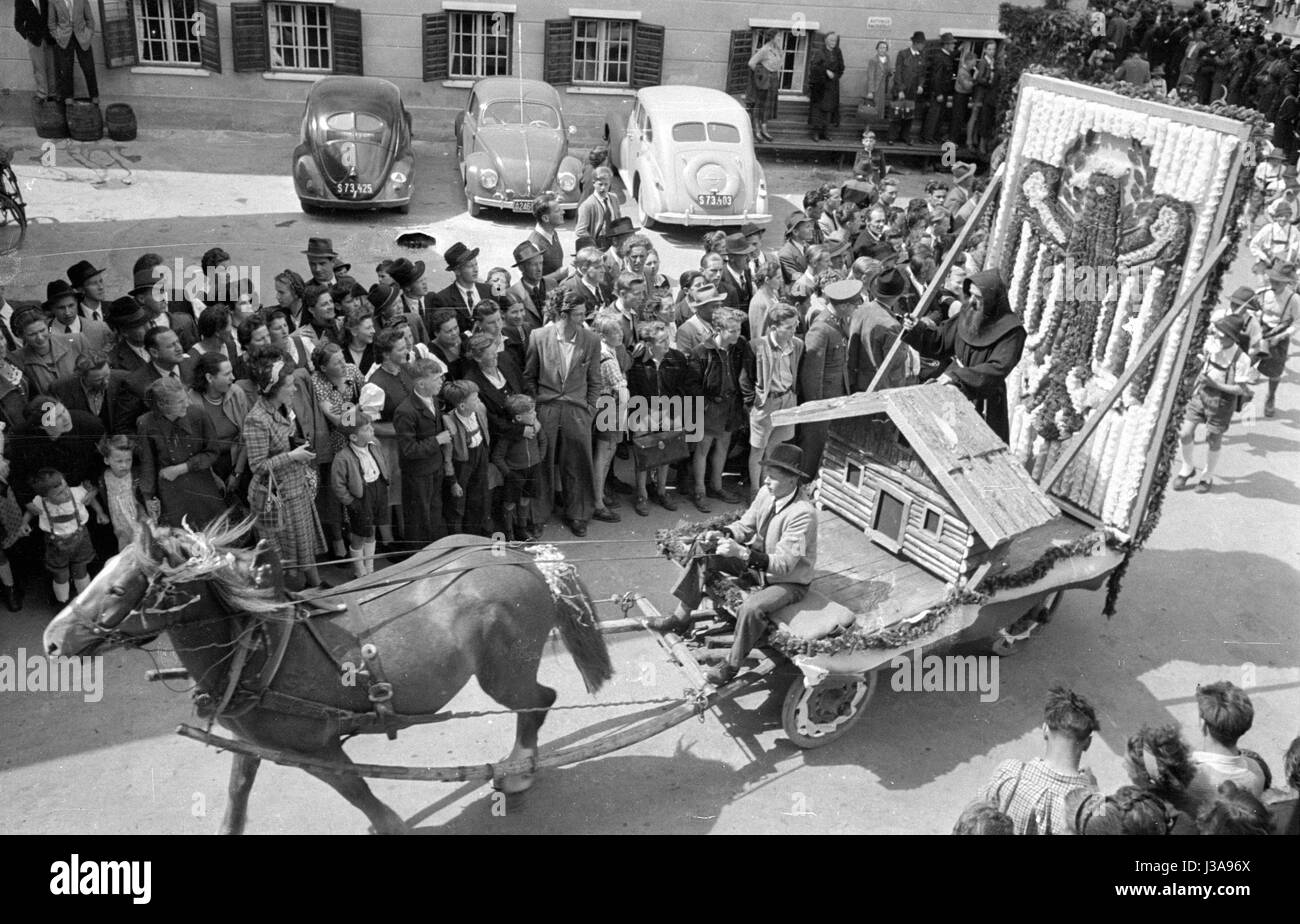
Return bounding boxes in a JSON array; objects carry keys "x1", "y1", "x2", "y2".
[{"x1": 43, "y1": 517, "x2": 613, "y2": 834}]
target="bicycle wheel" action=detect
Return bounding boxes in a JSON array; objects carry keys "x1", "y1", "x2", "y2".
[
  {"x1": 0, "y1": 193, "x2": 27, "y2": 255},
  {"x1": 1, "y1": 164, "x2": 22, "y2": 207}
]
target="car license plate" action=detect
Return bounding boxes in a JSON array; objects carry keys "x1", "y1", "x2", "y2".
[
  {"x1": 512, "y1": 199, "x2": 535, "y2": 213},
  {"x1": 334, "y1": 181, "x2": 373, "y2": 196},
  {"x1": 697, "y1": 193, "x2": 734, "y2": 208}
]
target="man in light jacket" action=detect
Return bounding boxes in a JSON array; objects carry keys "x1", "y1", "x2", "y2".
[{"x1": 48, "y1": 0, "x2": 98, "y2": 104}]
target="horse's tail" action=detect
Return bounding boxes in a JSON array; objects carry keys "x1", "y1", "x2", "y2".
[{"x1": 546, "y1": 564, "x2": 613, "y2": 693}]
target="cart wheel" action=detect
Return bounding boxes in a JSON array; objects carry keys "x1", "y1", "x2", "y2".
[{"x1": 781, "y1": 672, "x2": 877, "y2": 749}]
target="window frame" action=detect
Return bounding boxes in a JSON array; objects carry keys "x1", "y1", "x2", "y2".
[
  {"x1": 868, "y1": 485, "x2": 910, "y2": 554},
  {"x1": 571, "y1": 16, "x2": 635, "y2": 88},
  {"x1": 750, "y1": 26, "x2": 809, "y2": 95},
  {"x1": 134, "y1": 0, "x2": 204, "y2": 67},
  {"x1": 446, "y1": 8, "x2": 514, "y2": 80},
  {"x1": 266, "y1": 0, "x2": 334, "y2": 74}
]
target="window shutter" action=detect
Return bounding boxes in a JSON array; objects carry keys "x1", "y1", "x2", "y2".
[
  {"x1": 631, "y1": 21, "x2": 665, "y2": 89},
  {"x1": 98, "y1": 0, "x2": 137, "y2": 69},
  {"x1": 198, "y1": 0, "x2": 222, "y2": 74},
  {"x1": 230, "y1": 2, "x2": 268, "y2": 72},
  {"x1": 725, "y1": 29, "x2": 752, "y2": 95},
  {"x1": 543, "y1": 18, "x2": 573, "y2": 87},
  {"x1": 332, "y1": 5, "x2": 364, "y2": 76},
  {"x1": 422, "y1": 12, "x2": 449, "y2": 82},
  {"x1": 803, "y1": 29, "x2": 823, "y2": 95}
]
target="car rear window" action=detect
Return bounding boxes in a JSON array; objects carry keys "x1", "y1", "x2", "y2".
[
  {"x1": 326, "y1": 112, "x2": 385, "y2": 133},
  {"x1": 671, "y1": 122, "x2": 741, "y2": 143}
]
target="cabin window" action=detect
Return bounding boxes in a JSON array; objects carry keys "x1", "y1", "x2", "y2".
[
  {"x1": 844, "y1": 461, "x2": 862, "y2": 489},
  {"x1": 923, "y1": 509, "x2": 943, "y2": 534},
  {"x1": 870, "y1": 488, "x2": 909, "y2": 553}
]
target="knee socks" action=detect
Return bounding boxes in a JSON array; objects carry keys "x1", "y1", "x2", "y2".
[{"x1": 362, "y1": 540, "x2": 377, "y2": 576}]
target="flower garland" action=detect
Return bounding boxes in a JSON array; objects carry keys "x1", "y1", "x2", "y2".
[{"x1": 980, "y1": 530, "x2": 1119, "y2": 594}]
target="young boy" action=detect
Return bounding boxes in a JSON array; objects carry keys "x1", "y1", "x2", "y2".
[
  {"x1": 330, "y1": 408, "x2": 389, "y2": 578},
  {"x1": 1183, "y1": 681, "x2": 1269, "y2": 813},
  {"x1": 97, "y1": 434, "x2": 146, "y2": 553},
  {"x1": 1174, "y1": 314, "x2": 1255, "y2": 494},
  {"x1": 490, "y1": 393, "x2": 548, "y2": 541},
  {"x1": 441, "y1": 380, "x2": 491, "y2": 536},
  {"x1": 980, "y1": 686, "x2": 1100, "y2": 834},
  {"x1": 21, "y1": 469, "x2": 102, "y2": 604}
]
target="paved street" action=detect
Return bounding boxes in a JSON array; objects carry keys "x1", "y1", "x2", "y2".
[{"x1": 0, "y1": 128, "x2": 1296, "y2": 835}]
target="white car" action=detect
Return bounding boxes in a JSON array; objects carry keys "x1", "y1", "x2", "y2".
[{"x1": 603, "y1": 86, "x2": 771, "y2": 229}]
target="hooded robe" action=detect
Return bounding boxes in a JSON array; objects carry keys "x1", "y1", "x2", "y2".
[{"x1": 901, "y1": 269, "x2": 1026, "y2": 442}]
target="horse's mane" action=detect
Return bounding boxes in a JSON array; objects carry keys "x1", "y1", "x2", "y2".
[{"x1": 138, "y1": 514, "x2": 294, "y2": 619}]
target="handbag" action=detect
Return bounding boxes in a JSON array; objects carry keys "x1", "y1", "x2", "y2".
[
  {"x1": 254, "y1": 465, "x2": 284, "y2": 532},
  {"x1": 753, "y1": 66, "x2": 774, "y2": 91},
  {"x1": 631, "y1": 430, "x2": 689, "y2": 469}
]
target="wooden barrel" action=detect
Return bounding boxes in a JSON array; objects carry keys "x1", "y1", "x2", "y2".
[
  {"x1": 34, "y1": 99, "x2": 68, "y2": 139},
  {"x1": 67, "y1": 101, "x2": 104, "y2": 142},
  {"x1": 105, "y1": 103, "x2": 138, "y2": 142}
]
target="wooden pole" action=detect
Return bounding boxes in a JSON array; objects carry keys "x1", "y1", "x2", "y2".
[
  {"x1": 1040, "y1": 236, "x2": 1232, "y2": 492},
  {"x1": 865, "y1": 162, "x2": 1006, "y2": 395}
]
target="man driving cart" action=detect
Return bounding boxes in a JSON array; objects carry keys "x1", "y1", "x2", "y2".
[{"x1": 648, "y1": 442, "x2": 818, "y2": 685}]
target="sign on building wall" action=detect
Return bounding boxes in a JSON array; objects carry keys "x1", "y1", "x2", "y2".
[{"x1": 867, "y1": 17, "x2": 891, "y2": 28}]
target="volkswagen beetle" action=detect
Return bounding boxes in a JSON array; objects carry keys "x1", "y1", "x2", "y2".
[
  {"x1": 292, "y1": 76, "x2": 414, "y2": 214},
  {"x1": 456, "y1": 77, "x2": 582, "y2": 218},
  {"x1": 603, "y1": 86, "x2": 771, "y2": 229}
]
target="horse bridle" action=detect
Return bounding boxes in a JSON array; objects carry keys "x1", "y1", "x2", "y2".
[{"x1": 92, "y1": 571, "x2": 202, "y2": 645}]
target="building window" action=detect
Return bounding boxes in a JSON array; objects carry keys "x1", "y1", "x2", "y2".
[
  {"x1": 268, "y1": 1, "x2": 332, "y2": 72},
  {"x1": 752, "y1": 28, "x2": 808, "y2": 94},
  {"x1": 449, "y1": 11, "x2": 513, "y2": 78},
  {"x1": 923, "y1": 509, "x2": 943, "y2": 534},
  {"x1": 572, "y1": 17, "x2": 633, "y2": 86},
  {"x1": 136, "y1": 0, "x2": 202, "y2": 66},
  {"x1": 870, "y1": 488, "x2": 909, "y2": 553}
]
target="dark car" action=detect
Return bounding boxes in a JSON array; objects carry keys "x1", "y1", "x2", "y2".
[{"x1": 292, "y1": 76, "x2": 413, "y2": 213}]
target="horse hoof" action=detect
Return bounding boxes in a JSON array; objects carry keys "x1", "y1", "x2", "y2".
[{"x1": 492, "y1": 773, "x2": 535, "y2": 795}]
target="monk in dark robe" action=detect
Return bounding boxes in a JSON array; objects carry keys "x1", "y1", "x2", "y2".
[{"x1": 901, "y1": 269, "x2": 1025, "y2": 442}]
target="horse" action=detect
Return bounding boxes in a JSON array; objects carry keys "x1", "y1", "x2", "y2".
[{"x1": 43, "y1": 516, "x2": 614, "y2": 834}]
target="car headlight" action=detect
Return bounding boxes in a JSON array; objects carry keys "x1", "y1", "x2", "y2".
[
  {"x1": 479, "y1": 168, "x2": 499, "y2": 190},
  {"x1": 557, "y1": 171, "x2": 577, "y2": 193}
]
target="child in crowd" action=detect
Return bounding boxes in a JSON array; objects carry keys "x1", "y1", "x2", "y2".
[
  {"x1": 1196, "y1": 781, "x2": 1273, "y2": 835},
  {"x1": 97, "y1": 434, "x2": 146, "y2": 553},
  {"x1": 951, "y1": 801, "x2": 1013, "y2": 835},
  {"x1": 1183, "y1": 681, "x2": 1269, "y2": 813},
  {"x1": 21, "y1": 468, "x2": 103, "y2": 605},
  {"x1": 1174, "y1": 314, "x2": 1256, "y2": 494},
  {"x1": 1116, "y1": 723, "x2": 1200, "y2": 833},
  {"x1": 980, "y1": 686, "x2": 1100, "y2": 834},
  {"x1": 441, "y1": 380, "x2": 490, "y2": 536},
  {"x1": 490, "y1": 393, "x2": 547, "y2": 542},
  {"x1": 330, "y1": 408, "x2": 389, "y2": 578}
]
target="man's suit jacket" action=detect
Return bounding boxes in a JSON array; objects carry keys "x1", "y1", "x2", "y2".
[
  {"x1": 508, "y1": 278, "x2": 548, "y2": 330},
  {"x1": 51, "y1": 372, "x2": 122, "y2": 433},
  {"x1": 720, "y1": 266, "x2": 751, "y2": 309},
  {"x1": 168, "y1": 310, "x2": 199, "y2": 351},
  {"x1": 430, "y1": 282, "x2": 494, "y2": 333},
  {"x1": 524, "y1": 323, "x2": 601, "y2": 412},
  {"x1": 894, "y1": 46, "x2": 926, "y2": 99},
  {"x1": 52, "y1": 316, "x2": 112, "y2": 355},
  {"x1": 777, "y1": 240, "x2": 808, "y2": 285},
  {"x1": 559, "y1": 275, "x2": 612, "y2": 318},
  {"x1": 727, "y1": 485, "x2": 818, "y2": 586},
  {"x1": 393, "y1": 394, "x2": 447, "y2": 477},
  {"x1": 48, "y1": 0, "x2": 94, "y2": 50},
  {"x1": 113, "y1": 363, "x2": 165, "y2": 433},
  {"x1": 847, "y1": 301, "x2": 907, "y2": 392},
  {"x1": 108, "y1": 338, "x2": 148, "y2": 374},
  {"x1": 575, "y1": 194, "x2": 621, "y2": 250},
  {"x1": 15, "y1": 0, "x2": 51, "y2": 45}
]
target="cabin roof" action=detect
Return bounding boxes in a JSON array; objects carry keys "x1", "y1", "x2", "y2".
[{"x1": 772, "y1": 385, "x2": 1060, "y2": 546}]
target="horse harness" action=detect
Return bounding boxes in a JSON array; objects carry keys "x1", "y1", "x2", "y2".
[{"x1": 194, "y1": 545, "x2": 491, "y2": 740}]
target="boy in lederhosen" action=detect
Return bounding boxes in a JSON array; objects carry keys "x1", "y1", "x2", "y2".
[
  {"x1": 1174, "y1": 315, "x2": 1255, "y2": 495},
  {"x1": 20, "y1": 468, "x2": 102, "y2": 604}
]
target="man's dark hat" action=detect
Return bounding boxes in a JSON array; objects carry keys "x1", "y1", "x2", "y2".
[
  {"x1": 1213, "y1": 312, "x2": 1250, "y2": 351},
  {"x1": 66, "y1": 260, "x2": 105, "y2": 289},
  {"x1": 444, "y1": 242, "x2": 480, "y2": 270},
  {"x1": 911, "y1": 31, "x2": 927, "y2": 43},
  {"x1": 332, "y1": 256, "x2": 352, "y2": 275},
  {"x1": 512, "y1": 240, "x2": 545, "y2": 267},
  {"x1": 302, "y1": 237, "x2": 338, "y2": 258},
  {"x1": 106, "y1": 295, "x2": 151, "y2": 329},
  {"x1": 724, "y1": 232, "x2": 755, "y2": 256},
  {"x1": 761, "y1": 442, "x2": 810, "y2": 480},
  {"x1": 871, "y1": 266, "x2": 907, "y2": 299},
  {"x1": 608, "y1": 216, "x2": 638, "y2": 238},
  {"x1": 129, "y1": 267, "x2": 163, "y2": 296},
  {"x1": 387, "y1": 257, "x2": 426, "y2": 288},
  {"x1": 367, "y1": 283, "x2": 400, "y2": 314},
  {"x1": 842, "y1": 179, "x2": 875, "y2": 206},
  {"x1": 574, "y1": 235, "x2": 598, "y2": 254},
  {"x1": 740, "y1": 222, "x2": 764, "y2": 239},
  {"x1": 941, "y1": 32, "x2": 956, "y2": 44},
  {"x1": 42, "y1": 279, "x2": 79, "y2": 310}
]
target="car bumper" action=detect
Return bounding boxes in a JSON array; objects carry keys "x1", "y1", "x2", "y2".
[
  {"x1": 650, "y1": 210, "x2": 772, "y2": 226},
  {"x1": 470, "y1": 194, "x2": 579, "y2": 212},
  {"x1": 298, "y1": 193, "x2": 411, "y2": 210}
]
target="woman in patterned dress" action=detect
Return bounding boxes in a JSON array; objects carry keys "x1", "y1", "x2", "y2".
[
  {"x1": 244, "y1": 354, "x2": 326, "y2": 590},
  {"x1": 311, "y1": 341, "x2": 363, "y2": 556}
]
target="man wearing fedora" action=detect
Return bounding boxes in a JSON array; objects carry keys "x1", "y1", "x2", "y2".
[
  {"x1": 386, "y1": 257, "x2": 434, "y2": 328},
  {"x1": 799, "y1": 278, "x2": 857, "y2": 470},
  {"x1": 741, "y1": 222, "x2": 771, "y2": 277},
  {"x1": 923, "y1": 34, "x2": 959, "y2": 145},
  {"x1": 113, "y1": 326, "x2": 185, "y2": 434},
  {"x1": 560, "y1": 245, "x2": 614, "y2": 320},
  {"x1": 129, "y1": 255, "x2": 198, "y2": 350},
  {"x1": 649, "y1": 441, "x2": 818, "y2": 686},
  {"x1": 45, "y1": 278, "x2": 110, "y2": 354},
  {"x1": 432, "y1": 243, "x2": 494, "y2": 332},
  {"x1": 67, "y1": 259, "x2": 108, "y2": 325},
  {"x1": 528, "y1": 192, "x2": 571, "y2": 284},
  {"x1": 508, "y1": 240, "x2": 549, "y2": 331},
  {"x1": 891, "y1": 31, "x2": 928, "y2": 144},
  {"x1": 105, "y1": 295, "x2": 153, "y2": 373},
  {"x1": 368, "y1": 282, "x2": 430, "y2": 348},
  {"x1": 720, "y1": 232, "x2": 756, "y2": 309},
  {"x1": 524, "y1": 290, "x2": 602, "y2": 537},
  {"x1": 304, "y1": 237, "x2": 342, "y2": 287},
  {"x1": 675, "y1": 284, "x2": 727, "y2": 357},
  {"x1": 848, "y1": 265, "x2": 910, "y2": 392},
  {"x1": 8, "y1": 304, "x2": 83, "y2": 396},
  {"x1": 778, "y1": 212, "x2": 816, "y2": 286}
]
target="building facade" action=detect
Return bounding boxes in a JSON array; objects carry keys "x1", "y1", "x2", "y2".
[{"x1": 1, "y1": 1, "x2": 1011, "y2": 138}]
